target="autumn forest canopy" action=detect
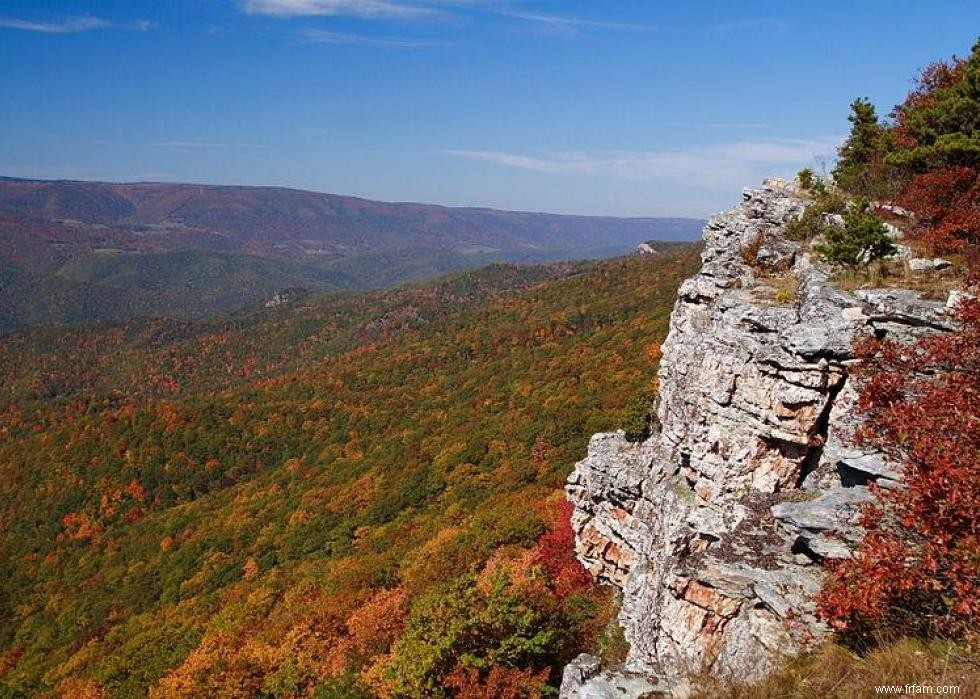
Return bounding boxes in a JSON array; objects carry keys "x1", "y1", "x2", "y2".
[{"x1": 0, "y1": 249, "x2": 700, "y2": 696}]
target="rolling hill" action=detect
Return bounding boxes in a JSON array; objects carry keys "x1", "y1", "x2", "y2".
[{"x1": 0, "y1": 177, "x2": 703, "y2": 332}]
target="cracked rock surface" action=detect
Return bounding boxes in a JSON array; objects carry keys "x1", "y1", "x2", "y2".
[{"x1": 562, "y1": 181, "x2": 954, "y2": 697}]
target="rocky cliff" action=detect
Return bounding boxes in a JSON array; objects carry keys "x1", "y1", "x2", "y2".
[{"x1": 562, "y1": 181, "x2": 958, "y2": 697}]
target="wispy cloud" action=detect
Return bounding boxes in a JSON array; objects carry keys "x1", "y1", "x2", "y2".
[
  {"x1": 244, "y1": 1, "x2": 648, "y2": 36},
  {"x1": 442, "y1": 137, "x2": 840, "y2": 190},
  {"x1": 0, "y1": 15, "x2": 152, "y2": 33},
  {"x1": 712, "y1": 18, "x2": 788, "y2": 37},
  {"x1": 152, "y1": 141, "x2": 266, "y2": 150},
  {"x1": 243, "y1": 0, "x2": 437, "y2": 18},
  {"x1": 297, "y1": 27, "x2": 450, "y2": 47},
  {"x1": 504, "y1": 11, "x2": 651, "y2": 34},
  {"x1": 443, "y1": 150, "x2": 597, "y2": 175}
]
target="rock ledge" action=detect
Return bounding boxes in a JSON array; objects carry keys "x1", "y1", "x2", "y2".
[{"x1": 564, "y1": 181, "x2": 954, "y2": 696}]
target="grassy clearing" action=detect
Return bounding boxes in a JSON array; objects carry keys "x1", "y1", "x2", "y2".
[
  {"x1": 691, "y1": 635, "x2": 980, "y2": 698},
  {"x1": 831, "y1": 257, "x2": 965, "y2": 300}
]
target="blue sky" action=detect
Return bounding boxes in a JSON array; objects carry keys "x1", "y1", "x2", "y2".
[{"x1": 0, "y1": 1, "x2": 977, "y2": 216}]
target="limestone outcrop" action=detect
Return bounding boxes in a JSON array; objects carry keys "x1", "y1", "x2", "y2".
[{"x1": 562, "y1": 180, "x2": 956, "y2": 697}]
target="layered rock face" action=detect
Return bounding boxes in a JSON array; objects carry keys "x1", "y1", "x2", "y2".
[{"x1": 563, "y1": 181, "x2": 956, "y2": 697}]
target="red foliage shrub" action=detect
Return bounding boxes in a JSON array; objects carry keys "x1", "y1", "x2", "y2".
[
  {"x1": 535, "y1": 499, "x2": 593, "y2": 599},
  {"x1": 818, "y1": 280, "x2": 980, "y2": 639},
  {"x1": 899, "y1": 167, "x2": 980, "y2": 254}
]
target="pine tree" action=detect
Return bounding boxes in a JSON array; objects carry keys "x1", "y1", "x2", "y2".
[
  {"x1": 834, "y1": 98, "x2": 885, "y2": 195},
  {"x1": 891, "y1": 39, "x2": 980, "y2": 172},
  {"x1": 814, "y1": 200, "x2": 897, "y2": 267}
]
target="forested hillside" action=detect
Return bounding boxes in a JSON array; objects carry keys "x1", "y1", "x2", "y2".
[
  {"x1": 0, "y1": 177, "x2": 703, "y2": 332},
  {"x1": 0, "y1": 247, "x2": 700, "y2": 697}
]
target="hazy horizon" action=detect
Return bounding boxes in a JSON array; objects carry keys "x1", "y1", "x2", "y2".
[{"x1": 0, "y1": 172, "x2": 708, "y2": 220}]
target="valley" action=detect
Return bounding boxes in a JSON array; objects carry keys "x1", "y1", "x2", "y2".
[
  {"x1": 0, "y1": 177, "x2": 703, "y2": 332},
  {"x1": 0, "y1": 248, "x2": 701, "y2": 696}
]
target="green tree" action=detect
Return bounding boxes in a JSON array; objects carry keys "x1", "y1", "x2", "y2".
[
  {"x1": 382, "y1": 574, "x2": 561, "y2": 697},
  {"x1": 834, "y1": 98, "x2": 887, "y2": 195},
  {"x1": 620, "y1": 393, "x2": 657, "y2": 441},
  {"x1": 797, "y1": 167, "x2": 816, "y2": 192},
  {"x1": 890, "y1": 39, "x2": 980, "y2": 172},
  {"x1": 814, "y1": 200, "x2": 897, "y2": 267}
]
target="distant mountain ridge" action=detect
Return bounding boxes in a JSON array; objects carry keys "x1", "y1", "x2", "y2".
[{"x1": 0, "y1": 176, "x2": 703, "y2": 331}]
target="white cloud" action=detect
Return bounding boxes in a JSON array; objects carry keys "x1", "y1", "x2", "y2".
[
  {"x1": 0, "y1": 15, "x2": 153, "y2": 33},
  {"x1": 244, "y1": 1, "x2": 649, "y2": 36},
  {"x1": 0, "y1": 16, "x2": 104, "y2": 33},
  {"x1": 504, "y1": 12, "x2": 651, "y2": 34},
  {"x1": 297, "y1": 27, "x2": 451, "y2": 47},
  {"x1": 442, "y1": 150, "x2": 596, "y2": 175},
  {"x1": 243, "y1": 0, "x2": 436, "y2": 18},
  {"x1": 442, "y1": 137, "x2": 841, "y2": 191}
]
